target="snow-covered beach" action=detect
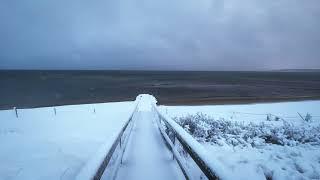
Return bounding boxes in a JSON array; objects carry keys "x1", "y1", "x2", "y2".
[{"x1": 0, "y1": 101, "x2": 136, "y2": 179}]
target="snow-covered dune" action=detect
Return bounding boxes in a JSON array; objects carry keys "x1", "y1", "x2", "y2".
[
  {"x1": 159, "y1": 100, "x2": 320, "y2": 179},
  {"x1": 0, "y1": 101, "x2": 136, "y2": 180}
]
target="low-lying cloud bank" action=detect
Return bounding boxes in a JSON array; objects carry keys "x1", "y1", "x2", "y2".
[{"x1": 1, "y1": 0, "x2": 320, "y2": 70}]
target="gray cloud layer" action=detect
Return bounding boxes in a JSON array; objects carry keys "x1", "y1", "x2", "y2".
[{"x1": 0, "y1": 0, "x2": 320, "y2": 70}]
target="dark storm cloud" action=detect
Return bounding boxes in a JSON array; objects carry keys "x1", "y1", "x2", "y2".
[{"x1": 0, "y1": 0, "x2": 320, "y2": 70}]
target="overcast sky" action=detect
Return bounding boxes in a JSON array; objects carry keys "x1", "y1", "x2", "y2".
[{"x1": 0, "y1": 0, "x2": 319, "y2": 70}]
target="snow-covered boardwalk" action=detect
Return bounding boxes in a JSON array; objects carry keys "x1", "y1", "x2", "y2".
[{"x1": 113, "y1": 109, "x2": 184, "y2": 180}]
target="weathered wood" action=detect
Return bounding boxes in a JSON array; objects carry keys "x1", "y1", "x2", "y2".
[
  {"x1": 156, "y1": 109, "x2": 219, "y2": 180},
  {"x1": 91, "y1": 105, "x2": 138, "y2": 180}
]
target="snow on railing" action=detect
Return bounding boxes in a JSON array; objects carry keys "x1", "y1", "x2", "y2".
[
  {"x1": 153, "y1": 104, "x2": 229, "y2": 180},
  {"x1": 75, "y1": 103, "x2": 138, "y2": 180}
]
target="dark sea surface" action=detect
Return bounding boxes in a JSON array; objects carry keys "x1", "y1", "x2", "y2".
[{"x1": 0, "y1": 70, "x2": 320, "y2": 109}]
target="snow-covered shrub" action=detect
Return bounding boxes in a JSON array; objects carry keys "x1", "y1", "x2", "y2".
[
  {"x1": 266, "y1": 114, "x2": 281, "y2": 121},
  {"x1": 274, "y1": 116, "x2": 281, "y2": 121},
  {"x1": 174, "y1": 113, "x2": 320, "y2": 147},
  {"x1": 305, "y1": 113, "x2": 312, "y2": 122},
  {"x1": 266, "y1": 114, "x2": 272, "y2": 121}
]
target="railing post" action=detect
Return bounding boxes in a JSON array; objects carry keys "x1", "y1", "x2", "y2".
[
  {"x1": 120, "y1": 136, "x2": 123, "y2": 165},
  {"x1": 172, "y1": 132, "x2": 176, "y2": 160}
]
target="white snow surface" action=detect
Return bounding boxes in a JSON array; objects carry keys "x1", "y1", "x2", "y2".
[
  {"x1": 159, "y1": 100, "x2": 320, "y2": 180},
  {"x1": 0, "y1": 101, "x2": 136, "y2": 180},
  {"x1": 0, "y1": 94, "x2": 182, "y2": 180},
  {"x1": 114, "y1": 107, "x2": 184, "y2": 180},
  {"x1": 159, "y1": 100, "x2": 320, "y2": 125},
  {"x1": 2, "y1": 94, "x2": 320, "y2": 180}
]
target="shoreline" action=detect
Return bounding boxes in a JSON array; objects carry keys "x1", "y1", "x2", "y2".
[{"x1": 1, "y1": 96, "x2": 320, "y2": 110}]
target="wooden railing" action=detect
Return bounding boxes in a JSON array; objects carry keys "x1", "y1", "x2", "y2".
[
  {"x1": 76, "y1": 104, "x2": 137, "y2": 180},
  {"x1": 77, "y1": 101, "x2": 220, "y2": 180},
  {"x1": 153, "y1": 105, "x2": 220, "y2": 180}
]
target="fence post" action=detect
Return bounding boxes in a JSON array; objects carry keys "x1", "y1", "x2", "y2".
[
  {"x1": 13, "y1": 107, "x2": 18, "y2": 118},
  {"x1": 54, "y1": 107, "x2": 57, "y2": 116}
]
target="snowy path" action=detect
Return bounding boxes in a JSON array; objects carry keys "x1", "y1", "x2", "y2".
[{"x1": 113, "y1": 101, "x2": 184, "y2": 180}]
